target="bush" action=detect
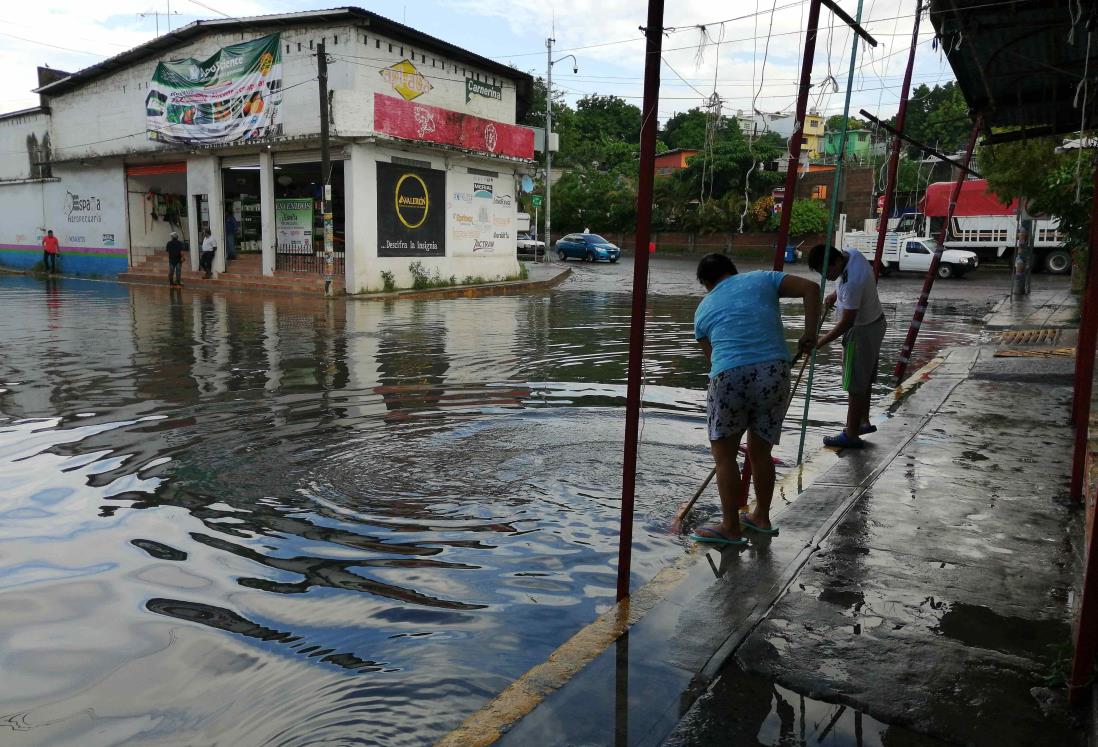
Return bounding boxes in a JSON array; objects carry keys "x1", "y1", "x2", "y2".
[
  {"x1": 380, "y1": 270, "x2": 396, "y2": 292},
  {"x1": 766, "y1": 199, "x2": 830, "y2": 236}
]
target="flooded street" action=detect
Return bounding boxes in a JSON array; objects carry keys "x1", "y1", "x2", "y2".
[{"x1": 0, "y1": 260, "x2": 1063, "y2": 745}]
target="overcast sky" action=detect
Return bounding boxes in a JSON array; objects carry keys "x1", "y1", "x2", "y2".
[{"x1": 0, "y1": 0, "x2": 954, "y2": 126}]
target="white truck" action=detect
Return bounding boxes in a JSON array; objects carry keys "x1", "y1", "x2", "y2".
[
  {"x1": 882, "y1": 179, "x2": 1070, "y2": 274},
  {"x1": 842, "y1": 231, "x2": 980, "y2": 279}
]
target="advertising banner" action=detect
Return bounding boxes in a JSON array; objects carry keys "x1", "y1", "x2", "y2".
[
  {"x1": 146, "y1": 34, "x2": 283, "y2": 145},
  {"x1": 377, "y1": 161, "x2": 446, "y2": 257},
  {"x1": 447, "y1": 171, "x2": 514, "y2": 257},
  {"x1": 275, "y1": 198, "x2": 314, "y2": 254},
  {"x1": 373, "y1": 93, "x2": 535, "y2": 160}
]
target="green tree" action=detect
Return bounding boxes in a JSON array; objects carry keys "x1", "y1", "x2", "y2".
[
  {"x1": 903, "y1": 82, "x2": 970, "y2": 158},
  {"x1": 826, "y1": 115, "x2": 865, "y2": 132},
  {"x1": 574, "y1": 95, "x2": 642, "y2": 144},
  {"x1": 766, "y1": 199, "x2": 830, "y2": 236},
  {"x1": 662, "y1": 109, "x2": 709, "y2": 150}
]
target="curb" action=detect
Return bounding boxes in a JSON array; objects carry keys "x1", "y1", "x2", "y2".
[{"x1": 352, "y1": 266, "x2": 571, "y2": 302}]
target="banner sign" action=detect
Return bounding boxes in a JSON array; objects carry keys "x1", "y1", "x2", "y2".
[
  {"x1": 448, "y1": 171, "x2": 514, "y2": 257},
  {"x1": 377, "y1": 161, "x2": 446, "y2": 257},
  {"x1": 275, "y1": 198, "x2": 313, "y2": 254},
  {"x1": 373, "y1": 93, "x2": 534, "y2": 160},
  {"x1": 466, "y1": 78, "x2": 502, "y2": 103},
  {"x1": 146, "y1": 33, "x2": 283, "y2": 145}
]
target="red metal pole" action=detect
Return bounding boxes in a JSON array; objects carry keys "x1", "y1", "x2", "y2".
[
  {"x1": 772, "y1": 0, "x2": 823, "y2": 271},
  {"x1": 872, "y1": 0, "x2": 921, "y2": 278},
  {"x1": 1070, "y1": 158, "x2": 1098, "y2": 701},
  {"x1": 892, "y1": 117, "x2": 982, "y2": 382},
  {"x1": 616, "y1": 0, "x2": 665, "y2": 603},
  {"x1": 1070, "y1": 157, "x2": 1098, "y2": 503}
]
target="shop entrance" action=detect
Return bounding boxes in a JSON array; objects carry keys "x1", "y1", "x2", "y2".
[
  {"x1": 126, "y1": 163, "x2": 188, "y2": 266},
  {"x1": 219, "y1": 158, "x2": 345, "y2": 275},
  {"x1": 273, "y1": 159, "x2": 345, "y2": 274}
]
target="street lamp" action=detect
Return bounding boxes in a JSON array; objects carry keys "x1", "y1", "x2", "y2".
[{"x1": 545, "y1": 38, "x2": 577, "y2": 259}]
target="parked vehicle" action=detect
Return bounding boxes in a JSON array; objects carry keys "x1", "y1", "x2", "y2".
[
  {"x1": 517, "y1": 231, "x2": 545, "y2": 260},
  {"x1": 880, "y1": 179, "x2": 1068, "y2": 274},
  {"x1": 555, "y1": 233, "x2": 621, "y2": 263},
  {"x1": 843, "y1": 231, "x2": 979, "y2": 279}
]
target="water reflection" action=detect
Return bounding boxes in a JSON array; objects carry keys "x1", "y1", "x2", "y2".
[{"x1": 0, "y1": 272, "x2": 984, "y2": 744}]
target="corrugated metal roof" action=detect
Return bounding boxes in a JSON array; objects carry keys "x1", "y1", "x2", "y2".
[
  {"x1": 33, "y1": 7, "x2": 532, "y2": 117},
  {"x1": 929, "y1": 0, "x2": 1098, "y2": 136}
]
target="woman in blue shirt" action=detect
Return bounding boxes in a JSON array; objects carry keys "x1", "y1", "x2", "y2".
[{"x1": 692, "y1": 253, "x2": 820, "y2": 545}]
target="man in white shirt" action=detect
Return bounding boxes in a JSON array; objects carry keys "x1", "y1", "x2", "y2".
[
  {"x1": 809, "y1": 243, "x2": 886, "y2": 449},
  {"x1": 200, "y1": 228, "x2": 217, "y2": 279}
]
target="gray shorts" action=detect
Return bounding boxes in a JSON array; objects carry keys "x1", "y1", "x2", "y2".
[
  {"x1": 707, "y1": 359, "x2": 791, "y2": 445},
  {"x1": 842, "y1": 315, "x2": 887, "y2": 394}
]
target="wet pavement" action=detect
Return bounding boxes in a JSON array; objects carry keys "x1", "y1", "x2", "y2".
[
  {"x1": 485, "y1": 289, "x2": 1085, "y2": 747},
  {"x1": 0, "y1": 261, "x2": 1068, "y2": 745}
]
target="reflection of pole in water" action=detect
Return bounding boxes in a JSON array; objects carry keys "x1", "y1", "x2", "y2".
[
  {"x1": 614, "y1": 631, "x2": 629, "y2": 747},
  {"x1": 263, "y1": 300, "x2": 282, "y2": 393}
]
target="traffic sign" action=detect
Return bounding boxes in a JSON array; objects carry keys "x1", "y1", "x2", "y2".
[{"x1": 531, "y1": 195, "x2": 542, "y2": 207}]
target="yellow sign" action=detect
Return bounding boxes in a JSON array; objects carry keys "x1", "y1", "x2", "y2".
[
  {"x1": 380, "y1": 59, "x2": 433, "y2": 101},
  {"x1": 395, "y1": 173, "x2": 429, "y2": 228}
]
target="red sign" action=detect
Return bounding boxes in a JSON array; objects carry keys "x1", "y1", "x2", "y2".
[
  {"x1": 373, "y1": 93, "x2": 534, "y2": 160},
  {"x1": 877, "y1": 194, "x2": 886, "y2": 214}
]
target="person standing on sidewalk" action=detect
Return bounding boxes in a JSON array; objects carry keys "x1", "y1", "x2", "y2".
[
  {"x1": 225, "y1": 212, "x2": 238, "y2": 261},
  {"x1": 809, "y1": 243, "x2": 887, "y2": 449},
  {"x1": 41, "y1": 230, "x2": 59, "y2": 274},
  {"x1": 166, "y1": 231, "x2": 185, "y2": 286},
  {"x1": 200, "y1": 228, "x2": 217, "y2": 279},
  {"x1": 692, "y1": 253, "x2": 821, "y2": 546}
]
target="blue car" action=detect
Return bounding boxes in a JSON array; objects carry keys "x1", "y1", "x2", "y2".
[{"x1": 555, "y1": 233, "x2": 621, "y2": 263}]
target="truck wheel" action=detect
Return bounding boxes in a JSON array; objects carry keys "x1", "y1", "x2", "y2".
[
  {"x1": 1044, "y1": 249, "x2": 1071, "y2": 275},
  {"x1": 879, "y1": 263, "x2": 892, "y2": 277},
  {"x1": 936, "y1": 263, "x2": 955, "y2": 279}
]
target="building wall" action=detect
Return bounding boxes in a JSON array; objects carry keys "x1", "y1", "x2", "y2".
[
  {"x1": 347, "y1": 142, "x2": 519, "y2": 293},
  {"x1": 0, "y1": 111, "x2": 51, "y2": 181},
  {"x1": 0, "y1": 161, "x2": 128, "y2": 274},
  {"x1": 795, "y1": 166, "x2": 875, "y2": 230},
  {"x1": 43, "y1": 23, "x2": 521, "y2": 164}
]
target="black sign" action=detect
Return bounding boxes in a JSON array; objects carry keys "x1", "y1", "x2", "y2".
[{"x1": 377, "y1": 161, "x2": 445, "y2": 257}]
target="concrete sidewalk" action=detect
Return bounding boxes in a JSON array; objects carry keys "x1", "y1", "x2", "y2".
[{"x1": 448, "y1": 291, "x2": 1088, "y2": 747}]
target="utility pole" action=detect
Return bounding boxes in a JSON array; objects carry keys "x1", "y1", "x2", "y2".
[
  {"x1": 545, "y1": 37, "x2": 554, "y2": 256},
  {"x1": 317, "y1": 41, "x2": 335, "y2": 297}
]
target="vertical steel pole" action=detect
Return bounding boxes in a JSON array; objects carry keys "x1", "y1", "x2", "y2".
[
  {"x1": 796, "y1": 0, "x2": 864, "y2": 465},
  {"x1": 318, "y1": 42, "x2": 334, "y2": 297},
  {"x1": 1070, "y1": 157, "x2": 1098, "y2": 502},
  {"x1": 872, "y1": 0, "x2": 922, "y2": 278},
  {"x1": 1070, "y1": 159, "x2": 1098, "y2": 703},
  {"x1": 616, "y1": 0, "x2": 665, "y2": 603},
  {"x1": 772, "y1": 0, "x2": 823, "y2": 270},
  {"x1": 893, "y1": 117, "x2": 982, "y2": 382},
  {"x1": 545, "y1": 38, "x2": 554, "y2": 253}
]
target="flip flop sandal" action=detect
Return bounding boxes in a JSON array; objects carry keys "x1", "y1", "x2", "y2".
[
  {"x1": 859, "y1": 424, "x2": 878, "y2": 435},
  {"x1": 689, "y1": 526, "x2": 749, "y2": 546},
  {"x1": 823, "y1": 431, "x2": 865, "y2": 449},
  {"x1": 740, "y1": 512, "x2": 779, "y2": 535}
]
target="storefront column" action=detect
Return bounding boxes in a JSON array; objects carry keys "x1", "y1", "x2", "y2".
[{"x1": 259, "y1": 150, "x2": 276, "y2": 276}]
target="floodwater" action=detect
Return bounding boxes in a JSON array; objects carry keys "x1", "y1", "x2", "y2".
[{"x1": 0, "y1": 259, "x2": 1029, "y2": 745}]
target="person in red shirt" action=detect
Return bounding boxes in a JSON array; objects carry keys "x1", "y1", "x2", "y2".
[{"x1": 41, "y1": 230, "x2": 59, "y2": 274}]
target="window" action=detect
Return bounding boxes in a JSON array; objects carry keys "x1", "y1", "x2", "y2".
[
  {"x1": 376, "y1": 39, "x2": 381, "y2": 49},
  {"x1": 811, "y1": 185, "x2": 828, "y2": 200},
  {"x1": 907, "y1": 242, "x2": 930, "y2": 254}
]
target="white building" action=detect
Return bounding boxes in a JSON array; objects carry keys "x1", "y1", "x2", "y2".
[{"x1": 0, "y1": 8, "x2": 535, "y2": 292}]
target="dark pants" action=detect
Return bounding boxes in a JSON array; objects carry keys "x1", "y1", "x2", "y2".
[
  {"x1": 169, "y1": 259, "x2": 182, "y2": 285},
  {"x1": 43, "y1": 251, "x2": 57, "y2": 273},
  {"x1": 200, "y1": 251, "x2": 215, "y2": 276}
]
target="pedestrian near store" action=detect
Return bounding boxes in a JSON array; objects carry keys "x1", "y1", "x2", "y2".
[
  {"x1": 809, "y1": 244, "x2": 887, "y2": 449},
  {"x1": 691, "y1": 253, "x2": 820, "y2": 546},
  {"x1": 41, "y1": 229, "x2": 59, "y2": 274},
  {"x1": 166, "y1": 231, "x2": 185, "y2": 286},
  {"x1": 200, "y1": 228, "x2": 217, "y2": 278},
  {"x1": 225, "y1": 212, "x2": 238, "y2": 261}
]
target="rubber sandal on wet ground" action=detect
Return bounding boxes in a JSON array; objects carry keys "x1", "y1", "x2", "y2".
[
  {"x1": 859, "y1": 424, "x2": 877, "y2": 435},
  {"x1": 740, "y1": 512, "x2": 779, "y2": 536},
  {"x1": 823, "y1": 431, "x2": 865, "y2": 449},
  {"x1": 689, "y1": 526, "x2": 748, "y2": 546}
]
